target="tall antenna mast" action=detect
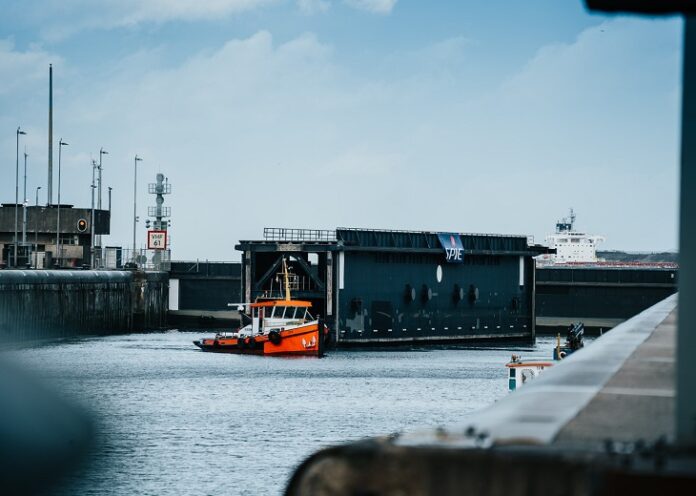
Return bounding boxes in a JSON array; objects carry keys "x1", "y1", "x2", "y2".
[{"x1": 47, "y1": 64, "x2": 53, "y2": 205}]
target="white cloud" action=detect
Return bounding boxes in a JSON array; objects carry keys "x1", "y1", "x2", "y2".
[
  {"x1": 118, "y1": 0, "x2": 278, "y2": 25},
  {"x1": 32, "y1": 0, "x2": 394, "y2": 39},
  {"x1": 0, "y1": 40, "x2": 61, "y2": 95},
  {"x1": 0, "y1": 18, "x2": 682, "y2": 258},
  {"x1": 31, "y1": 0, "x2": 278, "y2": 39},
  {"x1": 298, "y1": 0, "x2": 330, "y2": 15},
  {"x1": 344, "y1": 0, "x2": 397, "y2": 14}
]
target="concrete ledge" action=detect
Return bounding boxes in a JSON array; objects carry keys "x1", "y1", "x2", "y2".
[
  {"x1": 395, "y1": 294, "x2": 677, "y2": 448},
  {"x1": 286, "y1": 295, "x2": 688, "y2": 495}
]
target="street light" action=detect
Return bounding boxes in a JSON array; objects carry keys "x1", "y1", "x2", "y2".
[
  {"x1": 14, "y1": 126, "x2": 27, "y2": 267},
  {"x1": 97, "y1": 148, "x2": 108, "y2": 249},
  {"x1": 35, "y1": 186, "x2": 42, "y2": 265},
  {"x1": 56, "y1": 139, "x2": 68, "y2": 268},
  {"x1": 133, "y1": 155, "x2": 143, "y2": 261},
  {"x1": 22, "y1": 148, "x2": 28, "y2": 249},
  {"x1": 90, "y1": 159, "x2": 97, "y2": 268},
  {"x1": 98, "y1": 148, "x2": 108, "y2": 210}
]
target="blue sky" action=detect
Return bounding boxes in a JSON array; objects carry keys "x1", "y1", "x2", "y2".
[{"x1": 0, "y1": 1, "x2": 683, "y2": 259}]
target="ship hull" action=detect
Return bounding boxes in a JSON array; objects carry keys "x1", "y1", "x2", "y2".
[{"x1": 194, "y1": 322, "x2": 325, "y2": 357}]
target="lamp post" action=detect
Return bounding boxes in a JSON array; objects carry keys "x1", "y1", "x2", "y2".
[
  {"x1": 133, "y1": 155, "x2": 143, "y2": 261},
  {"x1": 35, "y1": 186, "x2": 42, "y2": 265},
  {"x1": 90, "y1": 160, "x2": 97, "y2": 268},
  {"x1": 56, "y1": 139, "x2": 68, "y2": 267},
  {"x1": 15, "y1": 126, "x2": 27, "y2": 267},
  {"x1": 97, "y1": 148, "x2": 108, "y2": 249},
  {"x1": 22, "y1": 148, "x2": 28, "y2": 248}
]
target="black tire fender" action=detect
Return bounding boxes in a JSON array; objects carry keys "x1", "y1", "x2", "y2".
[{"x1": 268, "y1": 330, "x2": 282, "y2": 345}]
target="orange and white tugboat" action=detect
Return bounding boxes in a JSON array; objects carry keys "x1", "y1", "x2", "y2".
[{"x1": 193, "y1": 259, "x2": 329, "y2": 357}]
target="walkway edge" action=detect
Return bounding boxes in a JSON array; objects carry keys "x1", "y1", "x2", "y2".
[{"x1": 397, "y1": 293, "x2": 678, "y2": 448}]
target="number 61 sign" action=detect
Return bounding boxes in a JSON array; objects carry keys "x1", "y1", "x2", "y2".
[{"x1": 147, "y1": 230, "x2": 167, "y2": 250}]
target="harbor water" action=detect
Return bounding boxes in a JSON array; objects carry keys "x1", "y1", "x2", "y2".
[{"x1": 9, "y1": 332, "x2": 562, "y2": 495}]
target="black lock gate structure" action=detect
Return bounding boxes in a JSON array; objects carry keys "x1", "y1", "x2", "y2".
[{"x1": 236, "y1": 227, "x2": 550, "y2": 346}]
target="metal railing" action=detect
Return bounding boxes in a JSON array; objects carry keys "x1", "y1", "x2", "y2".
[
  {"x1": 148, "y1": 206, "x2": 171, "y2": 217},
  {"x1": 263, "y1": 227, "x2": 337, "y2": 242},
  {"x1": 148, "y1": 183, "x2": 172, "y2": 194},
  {"x1": 93, "y1": 247, "x2": 171, "y2": 271}
]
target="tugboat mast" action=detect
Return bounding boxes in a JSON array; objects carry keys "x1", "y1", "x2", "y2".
[{"x1": 283, "y1": 257, "x2": 291, "y2": 301}]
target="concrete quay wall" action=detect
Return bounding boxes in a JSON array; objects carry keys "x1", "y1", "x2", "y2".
[{"x1": 0, "y1": 270, "x2": 168, "y2": 341}]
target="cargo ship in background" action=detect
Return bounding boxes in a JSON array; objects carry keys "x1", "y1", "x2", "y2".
[
  {"x1": 535, "y1": 209, "x2": 678, "y2": 334},
  {"x1": 536, "y1": 209, "x2": 605, "y2": 266},
  {"x1": 536, "y1": 208, "x2": 677, "y2": 269}
]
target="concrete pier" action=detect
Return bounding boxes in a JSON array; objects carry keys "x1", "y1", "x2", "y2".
[{"x1": 286, "y1": 295, "x2": 695, "y2": 495}]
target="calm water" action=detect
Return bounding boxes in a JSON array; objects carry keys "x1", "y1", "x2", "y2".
[{"x1": 10, "y1": 331, "x2": 559, "y2": 495}]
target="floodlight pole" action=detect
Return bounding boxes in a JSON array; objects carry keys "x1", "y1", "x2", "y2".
[
  {"x1": 14, "y1": 127, "x2": 26, "y2": 267},
  {"x1": 133, "y1": 155, "x2": 143, "y2": 261},
  {"x1": 90, "y1": 160, "x2": 97, "y2": 268},
  {"x1": 56, "y1": 139, "x2": 68, "y2": 267}
]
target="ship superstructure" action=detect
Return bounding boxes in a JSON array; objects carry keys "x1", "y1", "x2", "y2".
[{"x1": 538, "y1": 209, "x2": 604, "y2": 265}]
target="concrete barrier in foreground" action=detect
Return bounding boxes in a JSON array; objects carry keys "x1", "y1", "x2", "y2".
[{"x1": 286, "y1": 294, "x2": 696, "y2": 495}]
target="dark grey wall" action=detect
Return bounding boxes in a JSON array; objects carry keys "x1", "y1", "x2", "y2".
[
  {"x1": 170, "y1": 261, "x2": 241, "y2": 311},
  {"x1": 338, "y1": 252, "x2": 534, "y2": 342},
  {"x1": 132, "y1": 271, "x2": 169, "y2": 330},
  {"x1": 0, "y1": 205, "x2": 110, "y2": 235},
  {"x1": 536, "y1": 267, "x2": 678, "y2": 321},
  {"x1": 0, "y1": 270, "x2": 168, "y2": 341}
]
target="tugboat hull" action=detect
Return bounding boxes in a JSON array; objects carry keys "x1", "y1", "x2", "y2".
[{"x1": 194, "y1": 322, "x2": 326, "y2": 357}]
